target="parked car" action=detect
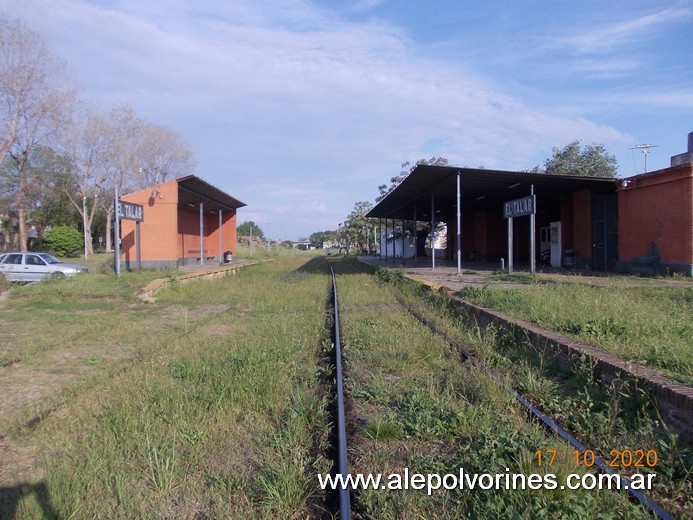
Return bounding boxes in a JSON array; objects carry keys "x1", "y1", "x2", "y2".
[{"x1": 0, "y1": 252, "x2": 88, "y2": 283}]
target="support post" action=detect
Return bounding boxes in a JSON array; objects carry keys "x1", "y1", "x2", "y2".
[
  {"x1": 413, "y1": 204, "x2": 417, "y2": 267},
  {"x1": 507, "y1": 217, "x2": 514, "y2": 273},
  {"x1": 199, "y1": 200, "x2": 204, "y2": 267},
  {"x1": 114, "y1": 187, "x2": 121, "y2": 278},
  {"x1": 219, "y1": 209, "x2": 223, "y2": 263},
  {"x1": 400, "y1": 218, "x2": 404, "y2": 263},
  {"x1": 136, "y1": 220, "x2": 141, "y2": 271},
  {"x1": 530, "y1": 185, "x2": 536, "y2": 274},
  {"x1": 379, "y1": 218, "x2": 382, "y2": 260},
  {"x1": 431, "y1": 193, "x2": 435, "y2": 271},
  {"x1": 456, "y1": 171, "x2": 461, "y2": 274}
]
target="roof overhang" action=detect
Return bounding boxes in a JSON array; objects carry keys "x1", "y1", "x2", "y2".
[
  {"x1": 367, "y1": 166, "x2": 617, "y2": 221},
  {"x1": 177, "y1": 175, "x2": 246, "y2": 213}
]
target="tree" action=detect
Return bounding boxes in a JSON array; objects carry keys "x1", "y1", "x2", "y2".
[
  {"x1": 0, "y1": 16, "x2": 75, "y2": 250},
  {"x1": 133, "y1": 122, "x2": 197, "y2": 189},
  {"x1": 340, "y1": 201, "x2": 374, "y2": 255},
  {"x1": 0, "y1": 146, "x2": 80, "y2": 247},
  {"x1": 59, "y1": 107, "x2": 113, "y2": 256},
  {"x1": 101, "y1": 105, "x2": 143, "y2": 251},
  {"x1": 237, "y1": 221, "x2": 265, "y2": 240},
  {"x1": 86, "y1": 106, "x2": 197, "y2": 252},
  {"x1": 533, "y1": 141, "x2": 617, "y2": 177},
  {"x1": 377, "y1": 157, "x2": 449, "y2": 202},
  {"x1": 310, "y1": 230, "x2": 339, "y2": 245}
]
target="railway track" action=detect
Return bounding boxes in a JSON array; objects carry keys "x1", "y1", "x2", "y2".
[{"x1": 325, "y1": 258, "x2": 676, "y2": 519}]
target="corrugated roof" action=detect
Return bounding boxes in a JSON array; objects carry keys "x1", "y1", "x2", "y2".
[
  {"x1": 367, "y1": 166, "x2": 616, "y2": 220},
  {"x1": 177, "y1": 175, "x2": 246, "y2": 212}
]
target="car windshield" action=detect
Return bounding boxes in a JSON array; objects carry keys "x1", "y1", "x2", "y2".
[{"x1": 38, "y1": 253, "x2": 61, "y2": 264}]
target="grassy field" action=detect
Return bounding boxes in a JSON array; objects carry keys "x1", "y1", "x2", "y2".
[
  {"x1": 379, "y1": 266, "x2": 690, "y2": 517},
  {"x1": 1, "y1": 253, "x2": 333, "y2": 518},
  {"x1": 0, "y1": 254, "x2": 688, "y2": 518},
  {"x1": 455, "y1": 273, "x2": 692, "y2": 385},
  {"x1": 336, "y1": 260, "x2": 686, "y2": 518}
]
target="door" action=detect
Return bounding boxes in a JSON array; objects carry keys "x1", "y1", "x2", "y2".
[
  {"x1": 24, "y1": 254, "x2": 50, "y2": 282},
  {"x1": 540, "y1": 226, "x2": 550, "y2": 263},
  {"x1": 591, "y1": 193, "x2": 618, "y2": 271},
  {"x1": 0, "y1": 253, "x2": 25, "y2": 282},
  {"x1": 549, "y1": 221, "x2": 561, "y2": 268}
]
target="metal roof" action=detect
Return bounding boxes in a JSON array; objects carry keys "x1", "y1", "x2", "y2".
[
  {"x1": 367, "y1": 166, "x2": 617, "y2": 221},
  {"x1": 177, "y1": 175, "x2": 246, "y2": 213}
]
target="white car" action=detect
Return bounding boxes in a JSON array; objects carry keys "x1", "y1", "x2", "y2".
[{"x1": 0, "y1": 252, "x2": 88, "y2": 283}]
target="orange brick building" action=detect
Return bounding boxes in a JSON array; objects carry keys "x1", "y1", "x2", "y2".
[
  {"x1": 617, "y1": 162, "x2": 693, "y2": 276},
  {"x1": 119, "y1": 175, "x2": 245, "y2": 269}
]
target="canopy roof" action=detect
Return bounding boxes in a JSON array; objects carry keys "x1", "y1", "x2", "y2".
[
  {"x1": 367, "y1": 166, "x2": 616, "y2": 221},
  {"x1": 177, "y1": 175, "x2": 246, "y2": 213}
]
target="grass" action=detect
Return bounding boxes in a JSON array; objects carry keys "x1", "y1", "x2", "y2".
[
  {"x1": 333, "y1": 259, "x2": 655, "y2": 518},
  {"x1": 1, "y1": 253, "x2": 688, "y2": 518},
  {"x1": 456, "y1": 278, "x2": 692, "y2": 384},
  {"x1": 1, "y1": 253, "x2": 334, "y2": 518},
  {"x1": 379, "y1": 267, "x2": 691, "y2": 517}
]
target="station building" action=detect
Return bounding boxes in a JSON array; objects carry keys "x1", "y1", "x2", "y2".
[
  {"x1": 368, "y1": 133, "x2": 693, "y2": 276},
  {"x1": 119, "y1": 175, "x2": 246, "y2": 269}
]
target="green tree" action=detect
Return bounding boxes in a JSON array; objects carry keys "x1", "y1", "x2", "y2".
[
  {"x1": 377, "y1": 157, "x2": 449, "y2": 202},
  {"x1": 340, "y1": 201, "x2": 374, "y2": 255},
  {"x1": 533, "y1": 141, "x2": 617, "y2": 177},
  {"x1": 237, "y1": 221, "x2": 265, "y2": 240},
  {"x1": 309, "y1": 230, "x2": 338, "y2": 245},
  {"x1": 25, "y1": 146, "x2": 80, "y2": 232},
  {"x1": 43, "y1": 225, "x2": 82, "y2": 256},
  {"x1": 0, "y1": 17, "x2": 75, "y2": 251}
]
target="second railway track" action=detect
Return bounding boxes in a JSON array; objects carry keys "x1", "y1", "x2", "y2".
[{"x1": 325, "y1": 257, "x2": 681, "y2": 519}]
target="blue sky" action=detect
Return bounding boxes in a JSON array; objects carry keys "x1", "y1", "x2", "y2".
[{"x1": 3, "y1": 0, "x2": 692, "y2": 240}]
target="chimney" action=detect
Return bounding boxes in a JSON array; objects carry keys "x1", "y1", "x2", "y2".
[{"x1": 671, "y1": 131, "x2": 693, "y2": 167}]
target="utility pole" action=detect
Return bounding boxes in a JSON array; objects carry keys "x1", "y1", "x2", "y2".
[{"x1": 82, "y1": 196, "x2": 88, "y2": 260}]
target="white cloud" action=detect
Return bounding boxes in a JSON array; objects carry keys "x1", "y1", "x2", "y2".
[
  {"x1": 551, "y1": 7, "x2": 691, "y2": 55},
  {"x1": 618, "y1": 88, "x2": 693, "y2": 109},
  {"x1": 1, "y1": 0, "x2": 644, "y2": 238}
]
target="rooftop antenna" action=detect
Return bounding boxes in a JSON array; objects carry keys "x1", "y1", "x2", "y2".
[{"x1": 631, "y1": 144, "x2": 658, "y2": 173}]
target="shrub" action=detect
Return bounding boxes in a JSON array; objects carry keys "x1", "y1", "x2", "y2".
[{"x1": 43, "y1": 226, "x2": 83, "y2": 257}]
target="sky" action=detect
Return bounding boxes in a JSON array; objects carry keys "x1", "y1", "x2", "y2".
[{"x1": 2, "y1": 0, "x2": 692, "y2": 240}]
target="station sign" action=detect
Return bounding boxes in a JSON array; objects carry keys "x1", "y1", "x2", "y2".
[
  {"x1": 118, "y1": 201, "x2": 144, "y2": 222},
  {"x1": 503, "y1": 195, "x2": 535, "y2": 219}
]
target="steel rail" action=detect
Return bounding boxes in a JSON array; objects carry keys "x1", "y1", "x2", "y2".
[
  {"x1": 329, "y1": 264, "x2": 352, "y2": 520},
  {"x1": 400, "y1": 298, "x2": 674, "y2": 520}
]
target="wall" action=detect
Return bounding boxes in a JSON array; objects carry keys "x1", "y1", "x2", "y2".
[
  {"x1": 572, "y1": 189, "x2": 592, "y2": 269},
  {"x1": 445, "y1": 210, "x2": 505, "y2": 262},
  {"x1": 177, "y1": 208, "x2": 238, "y2": 265},
  {"x1": 120, "y1": 180, "x2": 179, "y2": 268},
  {"x1": 207, "y1": 210, "x2": 238, "y2": 258},
  {"x1": 618, "y1": 163, "x2": 693, "y2": 274}
]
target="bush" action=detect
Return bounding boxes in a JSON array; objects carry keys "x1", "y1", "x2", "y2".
[{"x1": 43, "y1": 226, "x2": 83, "y2": 257}]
